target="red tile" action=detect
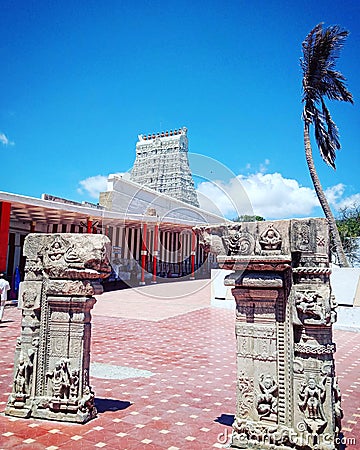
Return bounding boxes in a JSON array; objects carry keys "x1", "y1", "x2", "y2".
[{"x1": 0, "y1": 282, "x2": 359, "y2": 449}]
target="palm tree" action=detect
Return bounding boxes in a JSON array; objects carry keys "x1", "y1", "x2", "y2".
[{"x1": 301, "y1": 23, "x2": 354, "y2": 267}]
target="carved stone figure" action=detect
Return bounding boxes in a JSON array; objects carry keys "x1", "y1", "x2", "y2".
[
  {"x1": 79, "y1": 385, "x2": 95, "y2": 413},
  {"x1": 5, "y1": 233, "x2": 111, "y2": 423},
  {"x1": 13, "y1": 348, "x2": 35, "y2": 398},
  {"x1": 47, "y1": 359, "x2": 71, "y2": 399},
  {"x1": 14, "y1": 355, "x2": 27, "y2": 396},
  {"x1": 259, "y1": 224, "x2": 282, "y2": 251},
  {"x1": 257, "y1": 374, "x2": 278, "y2": 419},
  {"x1": 194, "y1": 218, "x2": 342, "y2": 449},
  {"x1": 299, "y1": 377, "x2": 326, "y2": 422},
  {"x1": 295, "y1": 291, "x2": 325, "y2": 323}
]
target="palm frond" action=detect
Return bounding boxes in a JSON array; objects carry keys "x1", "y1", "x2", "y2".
[
  {"x1": 313, "y1": 108, "x2": 337, "y2": 168},
  {"x1": 321, "y1": 100, "x2": 340, "y2": 151},
  {"x1": 323, "y1": 71, "x2": 354, "y2": 103},
  {"x1": 301, "y1": 22, "x2": 354, "y2": 168}
]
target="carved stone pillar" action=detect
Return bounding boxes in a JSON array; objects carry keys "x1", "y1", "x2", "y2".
[
  {"x1": 5, "y1": 233, "x2": 111, "y2": 423},
  {"x1": 196, "y1": 219, "x2": 342, "y2": 449}
]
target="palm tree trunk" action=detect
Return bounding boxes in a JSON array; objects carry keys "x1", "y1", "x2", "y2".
[{"x1": 304, "y1": 124, "x2": 350, "y2": 267}]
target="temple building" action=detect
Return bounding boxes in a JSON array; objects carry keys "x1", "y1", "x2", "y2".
[
  {"x1": 130, "y1": 127, "x2": 200, "y2": 207},
  {"x1": 0, "y1": 127, "x2": 225, "y2": 289}
]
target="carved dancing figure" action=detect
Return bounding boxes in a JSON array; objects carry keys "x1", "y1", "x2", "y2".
[
  {"x1": 257, "y1": 374, "x2": 278, "y2": 419},
  {"x1": 299, "y1": 377, "x2": 326, "y2": 421}
]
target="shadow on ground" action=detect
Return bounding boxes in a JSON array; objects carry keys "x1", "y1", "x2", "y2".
[
  {"x1": 95, "y1": 398, "x2": 132, "y2": 413},
  {"x1": 215, "y1": 413, "x2": 234, "y2": 426}
]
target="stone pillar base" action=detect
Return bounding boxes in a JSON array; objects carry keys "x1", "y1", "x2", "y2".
[
  {"x1": 5, "y1": 234, "x2": 111, "y2": 424},
  {"x1": 195, "y1": 219, "x2": 343, "y2": 450}
]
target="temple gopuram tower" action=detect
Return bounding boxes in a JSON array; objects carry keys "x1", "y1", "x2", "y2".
[{"x1": 130, "y1": 127, "x2": 200, "y2": 207}]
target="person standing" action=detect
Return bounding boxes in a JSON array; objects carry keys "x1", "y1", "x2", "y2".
[{"x1": 0, "y1": 273, "x2": 10, "y2": 322}]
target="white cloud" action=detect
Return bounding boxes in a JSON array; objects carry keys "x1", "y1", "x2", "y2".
[
  {"x1": 336, "y1": 193, "x2": 360, "y2": 210},
  {"x1": 0, "y1": 132, "x2": 14, "y2": 146},
  {"x1": 323, "y1": 184, "x2": 346, "y2": 206},
  {"x1": 77, "y1": 175, "x2": 108, "y2": 199},
  {"x1": 197, "y1": 177, "x2": 254, "y2": 218},
  {"x1": 197, "y1": 172, "x2": 320, "y2": 219},
  {"x1": 259, "y1": 158, "x2": 271, "y2": 173},
  {"x1": 77, "y1": 169, "x2": 360, "y2": 219},
  {"x1": 77, "y1": 172, "x2": 129, "y2": 199}
]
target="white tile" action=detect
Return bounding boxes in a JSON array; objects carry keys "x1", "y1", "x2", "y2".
[
  {"x1": 185, "y1": 436, "x2": 196, "y2": 441},
  {"x1": 71, "y1": 435, "x2": 83, "y2": 441}
]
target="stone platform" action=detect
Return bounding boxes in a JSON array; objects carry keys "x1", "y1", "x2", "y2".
[{"x1": 0, "y1": 280, "x2": 359, "y2": 449}]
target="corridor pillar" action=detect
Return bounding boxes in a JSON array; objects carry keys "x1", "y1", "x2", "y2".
[
  {"x1": 0, "y1": 201, "x2": 11, "y2": 272},
  {"x1": 190, "y1": 230, "x2": 196, "y2": 280},
  {"x1": 140, "y1": 223, "x2": 147, "y2": 286},
  {"x1": 152, "y1": 224, "x2": 159, "y2": 284}
]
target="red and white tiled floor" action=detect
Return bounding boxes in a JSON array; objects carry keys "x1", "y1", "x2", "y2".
[{"x1": 0, "y1": 280, "x2": 359, "y2": 449}]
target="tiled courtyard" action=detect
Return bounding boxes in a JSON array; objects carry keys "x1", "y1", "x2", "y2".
[{"x1": 0, "y1": 280, "x2": 359, "y2": 449}]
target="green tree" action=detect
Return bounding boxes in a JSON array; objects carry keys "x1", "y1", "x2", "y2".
[
  {"x1": 336, "y1": 204, "x2": 360, "y2": 266},
  {"x1": 301, "y1": 23, "x2": 353, "y2": 267},
  {"x1": 232, "y1": 215, "x2": 265, "y2": 222}
]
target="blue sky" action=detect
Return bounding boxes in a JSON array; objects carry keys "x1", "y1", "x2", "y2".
[{"x1": 1, "y1": 0, "x2": 359, "y2": 220}]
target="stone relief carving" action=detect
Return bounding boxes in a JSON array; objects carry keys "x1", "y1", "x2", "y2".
[
  {"x1": 295, "y1": 291, "x2": 326, "y2": 324},
  {"x1": 6, "y1": 234, "x2": 111, "y2": 423},
  {"x1": 22, "y1": 289, "x2": 38, "y2": 309},
  {"x1": 78, "y1": 385, "x2": 95, "y2": 414},
  {"x1": 18, "y1": 281, "x2": 42, "y2": 310},
  {"x1": 316, "y1": 236, "x2": 326, "y2": 247},
  {"x1": 292, "y1": 221, "x2": 312, "y2": 251},
  {"x1": 294, "y1": 343, "x2": 336, "y2": 355},
  {"x1": 47, "y1": 236, "x2": 65, "y2": 262},
  {"x1": 195, "y1": 219, "x2": 342, "y2": 449},
  {"x1": 237, "y1": 372, "x2": 254, "y2": 418},
  {"x1": 333, "y1": 377, "x2": 343, "y2": 434},
  {"x1": 46, "y1": 359, "x2": 71, "y2": 399},
  {"x1": 259, "y1": 224, "x2": 282, "y2": 252},
  {"x1": 298, "y1": 377, "x2": 327, "y2": 433},
  {"x1": 293, "y1": 359, "x2": 304, "y2": 374},
  {"x1": 223, "y1": 228, "x2": 255, "y2": 256},
  {"x1": 257, "y1": 374, "x2": 278, "y2": 420},
  {"x1": 13, "y1": 350, "x2": 35, "y2": 397},
  {"x1": 236, "y1": 325, "x2": 276, "y2": 338},
  {"x1": 294, "y1": 288, "x2": 337, "y2": 327},
  {"x1": 64, "y1": 244, "x2": 82, "y2": 265},
  {"x1": 194, "y1": 226, "x2": 226, "y2": 255},
  {"x1": 69, "y1": 370, "x2": 80, "y2": 400}
]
